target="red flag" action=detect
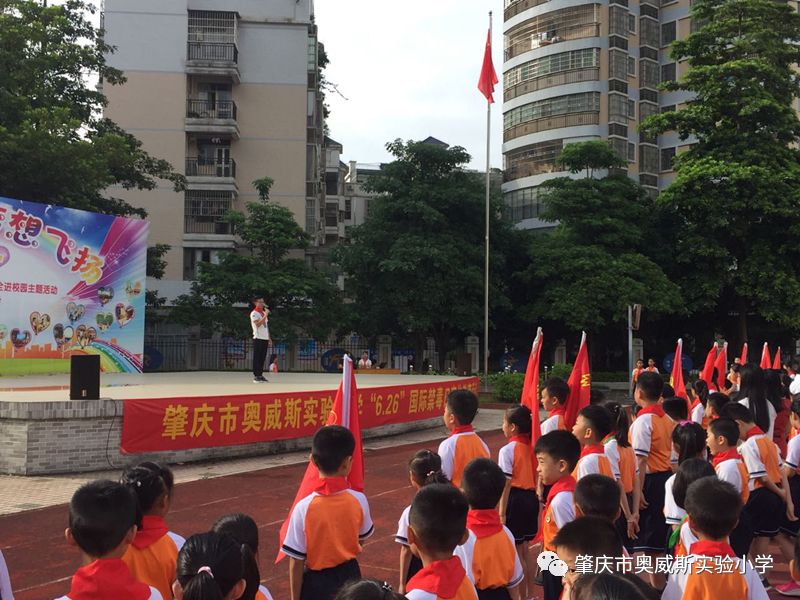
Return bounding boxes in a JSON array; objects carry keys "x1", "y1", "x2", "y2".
[
  {"x1": 699, "y1": 343, "x2": 717, "y2": 387},
  {"x1": 714, "y1": 342, "x2": 728, "y2": 391},
  {"x1": 564, "y1": 332, "x2": 590, "y2": 430},
  {"x1": 760, "y1": 343, "x2": 771, "y2": 369},
  {"x1": 521, "y1": 328, "x2": 543, "y2": 430},
  {"x1": 670, "y1": 338, "x2": 689, "y2": 414},
  {"x1": 739, "y1": 343, "x2": 748, "y2": 365},
  {"x1": 477, "y1": 29, "x2": 498, "y2": 103},
  {"x1": 276, "y1": 354, "x2": 363, "y2": 562},
  {"x1": 773, "y1": 347, "x2": 782, "y2": 370}
]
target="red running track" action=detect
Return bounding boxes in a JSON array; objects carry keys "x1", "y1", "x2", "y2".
[{"x1": 1, "y1": 428, "x2": 793, "y2": 599}]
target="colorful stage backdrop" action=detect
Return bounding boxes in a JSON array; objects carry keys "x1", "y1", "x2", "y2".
[
  {"x1": 121, "y1": 377, "x2": 481, "y2": 453},
  {"x1": 0, "y1": 198, "x2": 149, "y2": 374}
]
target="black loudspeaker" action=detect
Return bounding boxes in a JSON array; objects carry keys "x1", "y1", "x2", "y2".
[{"x1": 70, "y1": 355, "x2": 100, "y2": 400}]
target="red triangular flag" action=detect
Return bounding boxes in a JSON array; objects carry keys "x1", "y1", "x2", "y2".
[
  {"x1": 670, "y1": 338, "x2": 689, "y2": 414},
  {"x1": 739, "y1": 343, "x2": 748, "y2": 365},
  {"x1": 521, "y1": 328, "x2": 543, "y2": 485},
  {"x1": 477, "y1": 29, "x2": 499, "y2": 103},
  {"x1": 564, "y1": 332, "x2": 590, "y2": 430},
  {"x1": 714, "y1": 342, "x2": 728, "y2": 391},
  {"x1": 699, "y1": 343, "x2": 717, "y2": 388},
  {"x1": 276, "y1": 355, "x2": 363, "y2": 562},
  {"x1": 773, "y1": 347, "x2": 782, "y2": 370},
  {"x1": 760, "y1": 342, "x2": 771, "y2": 370}
]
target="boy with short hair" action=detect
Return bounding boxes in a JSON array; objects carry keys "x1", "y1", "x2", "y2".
[
  {"x1": 57, "y1": 480, "x2": 162, "y2": 600},
  {"x1": 571, "y1": 405, "x2": 614, "y2": 480},
  {"x1": 533, "y1": 430, "x2": 580, "y2": 600},
  {"x1": 460, "y1": 459, "x2": 523, "y2": 600},
  {"x1": 662, "y1": 477, "x2": 769, "y2": 600},
  {"x1": 629, "y1": 371, "x2": 673, "y2": 589},
  {"x1": 540, "y1": 378, "x2": 569, "y2": 435},
  {"x1": 283, "y1": 425, "x2": 374, "y2": 600},
  {"x1": 574, "y1": 474, "x2": 621, "y2": 523},
  {"x1": 719, "y1": 402, "x2": 794, "y2": 588},
  {"x1": 405, "y1": 484, "x2": 478, "y2": 600},
  {"x1": 438, "y1": 390, "x2": 490, "y2": 487}
]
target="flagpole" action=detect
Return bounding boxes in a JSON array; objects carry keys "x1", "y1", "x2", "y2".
[{"x1": 483, "y1": 10, "x2": 492, "y2": 386}]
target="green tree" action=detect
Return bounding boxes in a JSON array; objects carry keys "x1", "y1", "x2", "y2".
[
  {"x1": 0, "y1": 0, "x2": 183, "y2": 216},
  {"x1": 172, "y1": 179, "x2": 342, "y2": 340},
  {"x1": 519, "y1": 142, "x2": 682, "y2": 331},
  {"x1": 334, "y1": 139, "x2": 513, "y2": 369},
  {"x1": 641, "y1": 0, "x2": 800, "y2": 339},
  {"x1": 145, "y1": 244, "x2": 170, "y2": 309}
]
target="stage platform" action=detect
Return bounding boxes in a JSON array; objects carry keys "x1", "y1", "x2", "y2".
[{"x1": 0, "y1": 371, "x2": 478, "y2": 476}]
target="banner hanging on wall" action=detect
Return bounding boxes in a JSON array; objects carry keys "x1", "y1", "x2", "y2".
[
  {"x1": 0, "y1": 198, "x2": 149, "y2": 374},
  {"x1": 121, "y1": 377, "x2": 481, "y2": 453}
]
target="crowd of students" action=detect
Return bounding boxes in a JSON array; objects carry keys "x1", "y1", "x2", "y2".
[{"x1": 3, "y1": 356, "x2": 800, "y2": 600}]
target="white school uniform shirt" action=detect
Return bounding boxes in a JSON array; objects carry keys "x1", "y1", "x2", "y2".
[
  {"x1": 663, "y1": 473, "x2": 685, "y2": 526},
  {"x1": 715, "y1": 458, "x2": 748, "y2": 496},
  {"x1": 395, "y1": 504, "x2": 476, "y2": 583},
  {"x1": 739, "y1": 432, "x2": 783, "y2": 491},
  {"x1": 691, "y1": 402, "x2": 706, "y2": 425},
  {"x1": 786, "y1": 434, "x2": 800, "y2": 472},
  {"x1": 790, "y1": 374, "x2": 800, "y2": 397},
  {"x1": 738, "y1": 397, "x2": 776, "y2": 441},
  {"x1": 602, "y1": 437, "x2": 639, "y2": 482},
  {"x1": 458, "y1": 526, "x2": 524, "y2": 588},
  {"x1": 258, "y1": 584, "x2": 274, "y2": 600},
  {"x1": 250, "y1": 310, "x2": 269, "y2": 340},
  {"x1": 540, "y1": 414, "x2": 562, "y2": 435},
  {"x1": 661, "y1": 553, "x2": 769, "y2": 600},
  {"x1": 437, "y1": 433, "x2": 490, "y2": 482},
  {"x1": 0, "y1": 549, "x2": 14, "y2": 600}
]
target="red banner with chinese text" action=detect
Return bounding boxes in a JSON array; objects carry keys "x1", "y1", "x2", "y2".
[{"x1": 121, "y1": 377, "x2": 480, "y2": 453}]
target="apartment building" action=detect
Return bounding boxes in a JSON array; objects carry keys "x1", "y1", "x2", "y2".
[
  {"x1": 502, "y1": 0, "x2": 694, "y2": 228},
  {"x1": 102, "y1": 0, "x2": 325, "y2": 299}
]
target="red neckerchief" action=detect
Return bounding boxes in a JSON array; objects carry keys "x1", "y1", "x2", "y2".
[
  {"x1": 580, "y1": 444, "x2": 605, "y2": 458},
  {"x1": 450, "y1": 425, "x2": 474, "y2": 436},
  {"x1": 637, "y1": 404, "x2": 666, "y2": 418},
  {"x1": 546, "y1": 475, "x2": 576, "y2": 507},
  {"x1": 689, "y1": 540, "x2": 737, "y2": 558},
  {"x1": 67, "y1": 559, "x2": 150, "y2": 600},
  {"x1": 711, "y1": 448, "x2": 741, "y2": 469},
  {"x1": 691, "y1": 399, "x2": 702, "y2": 412},
  {"x1": 131, "y1": 515, "x2": 168, "y2": 550},
  {"x1": 406, "y1": 556, "x2": 466, "y2": 598},
  {"x1": 601, "y1": 434, "x2": 615, "y2": 446},
  {"x1": 467, "y1": 509, "x2": 503, "y2": 539},
  {"x1": 548, "y1": 407, "x2": 566, "y2": 419},
  {"x1": 510, "y1": 434, "x2": 530, "y2": 446},
  {"x1": 253, "y1": 306, "x2": 265, "y2": 315},
  {"x1": 745, "y1": 425, "x2": 764, "y2": 440},
  {"x1": 313, "y1": 477, "x2": 350, "y2": 496}
]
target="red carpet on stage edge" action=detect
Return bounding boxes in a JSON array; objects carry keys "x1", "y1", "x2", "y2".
[{"x1": 0, "y1": 428, "x2": 793, "y2": 599}]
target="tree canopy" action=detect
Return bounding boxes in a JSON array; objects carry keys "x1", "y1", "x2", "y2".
[
  {"x1": 641, "y1": 0, "x2": 800, "y2": 339},
  {"x1": 0, "y1": 0, "x2": 183, "y2": 216}
]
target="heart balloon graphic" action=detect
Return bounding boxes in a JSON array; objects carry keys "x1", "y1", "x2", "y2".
[
  {"x1": 115, "y1": 303, "x2": 135, "y2": 327},
  {"x1": 29, "y1": 311, "x2": 51, "y2": 335},
  {"x1": 53, "y1": 323, "x2": 65, "y2": 346},
  {"x1": 98, "y1": 287, "x2": 114, "y2": 305},
  {"x1": 125, "y1": 280, "x2": 142, "y2": 297},
  {"x1": 75, "y1": 324, "x2": 88, "y2": 348},
  {"x1": 10, "y1": 328, "x2": 31, "y2": 349},
  {"x1": 85, "y1": 327, "x2": 98, "y2": 345},
  {"x1": 96, "y1": 312, "x2": 114, "y2": 332},
  {"x1": 66, "y1": 302, "x2": 85, "y2": 324}
]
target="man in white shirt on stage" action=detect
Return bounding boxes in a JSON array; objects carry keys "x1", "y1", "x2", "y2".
[
  {"x1": 358, "y1": 351, "x2": 372, "y2": 369},
  {"x1": 250, "y1": 297, "x2": 270, "y2": 383}
]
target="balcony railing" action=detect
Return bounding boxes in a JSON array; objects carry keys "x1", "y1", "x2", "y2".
[
  {"x1": 504, "y1": 67, "x2": 600, "y2": 101},
  {"x1": 503, "y1": 111, "x2": 600, "y2": 141},
  {"x1": 505, "y1": 0, "x2": 552, "y2": 20},
  {"x1": 505, "y1": 24, "x2": 601, "y2": 60},
  {"x1": 503, "y1": 160, "x2": 562, "y2": 182},
  {"x1": 186, "y1": 99, "x2": 237, "y2": 120},
  {"x1": 185, "y1": 157, "x2": 236, "y2": 178},
  {"x1": 184, "y1": 216, "x2": 233, "y2": 235},
  {"x1": 187, "y1": 41, "x2": 238, "y2": 63}
]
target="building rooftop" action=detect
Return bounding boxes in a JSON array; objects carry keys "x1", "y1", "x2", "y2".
[{"x1": 420, "y1": 136, "x2": 449, "y2": 148}]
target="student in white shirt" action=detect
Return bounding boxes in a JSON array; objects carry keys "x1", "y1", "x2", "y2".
[{"x1": 250, "y1": 297, "x2": 270, "y2": 383}]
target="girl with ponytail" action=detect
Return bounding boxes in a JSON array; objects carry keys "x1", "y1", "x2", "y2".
[
  {"x1": 212, "y1": 513, "x2": 274, "y2": 600},
  {"x1": 395, "y1": 449, "x2": 450, "y2": 593},
  {"x1": 174, "y1": 532, "x2": 246, "y2": 600}
]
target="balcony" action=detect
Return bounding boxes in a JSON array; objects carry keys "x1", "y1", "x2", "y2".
[
  {"x1": 185, "y1": 99, "x2": 239, "y2": 138},
  {"x1": 184, "y1": 215, "x2": 234, "y2": 235},
  {"x1": 184, "y1": 190, "x2": 235, "y2": 238},
  {"x1": 185, "y1": 157, "x2": 237, "y2": 192},
  {"x1": 186, "y1": 42, "x2": 239, "y2": 83},
  {"x1": 505, "y1": 0, "x2": 552, "y2": 21},
  {"x1": 504, "y1": 67, "x2": 600, "y2": 101},
  {"x1": 503, "y1": 111, "x2": 600, "y2": 142}
]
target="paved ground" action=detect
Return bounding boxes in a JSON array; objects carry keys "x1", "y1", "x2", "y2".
[{"x1": 0, "y1": 408, "x2": 793, "y2": 599}]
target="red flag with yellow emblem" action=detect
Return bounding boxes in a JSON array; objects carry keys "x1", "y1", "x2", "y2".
[
  {"x1": 276, "y1": 354, "x2": 363, "y2": 561},
  {"x1": 564, "y1": 332, "x2": 590, "y2": 430}
]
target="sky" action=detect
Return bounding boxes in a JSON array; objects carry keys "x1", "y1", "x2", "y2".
[{"x1": 313, "y1": 0, "x2": 504, "y2": 170}]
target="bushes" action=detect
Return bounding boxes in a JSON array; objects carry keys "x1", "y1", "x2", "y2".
[{"x1": 487, "y1": 372, "x2": 525, "y2": 403}]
